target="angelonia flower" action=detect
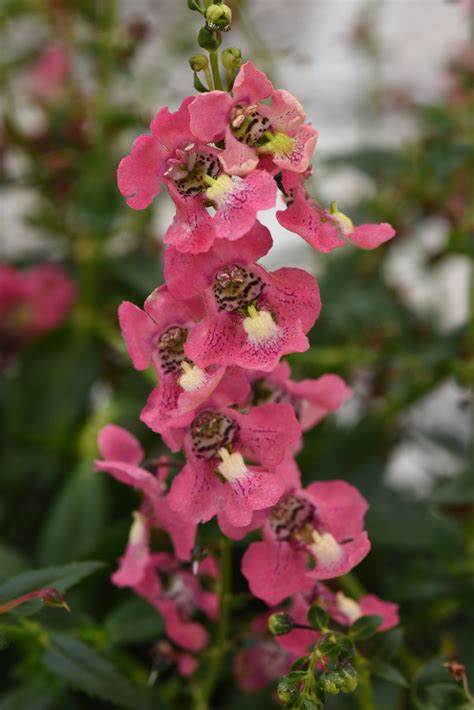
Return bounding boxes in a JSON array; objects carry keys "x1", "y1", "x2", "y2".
[
  {"x1": 0, "y1": 264, "x2": 75, "y2": 366},
  {"x1": 106, "y1": 36, "x2": 397, "y2": 691}
]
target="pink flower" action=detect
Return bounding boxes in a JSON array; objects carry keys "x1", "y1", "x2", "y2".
[
  {"x1": 235, "y1": 613, "x2": 295, "y2": 692},
  {"x1": 166, "y1": 401, "x2": 301, "y2": 528},
  {"x1": 277, "y1": 172, "x2": 395, "y2": 253},
  {"x1": 119, "y1": 286, "x2": 243, "y2": 437},
  {"x1": 29, "y1": 43, "x2": 70, "y2": 103},
  {"x1": 113, "y1": 516, "x2": 218, "y2": 652},
  {"x1": 117, "y1": 97, "x2": 276, "y2": 253},
  {"x1": 0, "y1": 263, "x2": 75, "y2": 348},
  {"x1": 241, "y1": 480, "x2": 371, "y2": 605},
  {"x1": 247, "y1": 361, "x2": 352, "y2": 432},
  {"x1": 189, "y1": 62, "x2": 318, "y2": 176},
  {"x1": 95, "y1": 424, "x2": 197, "y2": 561},
  {"x1": 277, "y1": 583, "x2": 399, "y2": 656},
  {"x1": 164, "y1": 223, "x2": 321, "y2": 373}
]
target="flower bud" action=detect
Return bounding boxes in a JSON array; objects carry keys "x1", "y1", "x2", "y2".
[
  {"x1": 318, "y1": 671, "x2": 342, "y2": 695},
  {"x1": 206, "y1": 3, "x2": 232, "y2": 31},
  {"x1": 277, "y1": 676, "x2": 300, "y2": 703},
  {"x1": 198, "y1": 25, "x2": 222, "y2": 51},
  {"x1": 268, "y1": 612, "x2": 295, "y2": 636},
  {"x1": 189, "y1": 54, "x2": 209, "y2": 72},
  {"x1": 340, "y1": 665, "x2": 359, "y2": 693},
  {"x1": 221, "y1": 47, "x2": 243, "y2": 71}
]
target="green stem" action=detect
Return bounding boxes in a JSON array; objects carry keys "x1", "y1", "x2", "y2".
[
  {"x1": 339, "y1": 572, "x2": 366, "y2": 600},
  {"x1": 209, "y1": 49, "x2": 223, "y2": 90},
  {"x1": 200, "y1": 537, "x2": 232, "y2": 706},
  {"x1": 355, "y1": 655, "x2": 376, "y2": 710}
]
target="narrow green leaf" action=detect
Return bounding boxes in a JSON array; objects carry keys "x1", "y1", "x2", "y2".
[
  {"x1": 371, "y1": 659, "x2": 408, "y2": 687},
  {"x1": 0, "y1": 560, "x2": 105, "y2": 614},
  {"x1": 43, "y1": 634, "x2": 152, "y2": 709},
  {"x1": 193, "y1": 71, "x2": 209, "y2": 93},
  {"x1": 350, "y1": 615, "x2": 382, "y2": 641},
  {"x1": 307, "y1": 604, "x2": 329, "y2": 630}
]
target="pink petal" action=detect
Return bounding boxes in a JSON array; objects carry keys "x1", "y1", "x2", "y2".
[
  {"x1": 307, "y1": 532, "x2": 371, "y2": 581},
  {"x1": 178, "y1": 654, "x2": 198, "y2": 676},
  {"x1": 267, "y1": 266, "x2": 321, "y2": 333},
  {"x1": 221, "y1": 468, "x2": 286, "y2": 528},
  {"x1": 118, "y1": 301, "x2": 158, "y2": 370},
  {"x1": 152, "y1": 498, "x2": 197, "y2": 561},
  {"x1": 212, "y1": 171, "x2": 277, "y2": 242},
  {"x1": 272, "y1": 124, "x2": 318, "y2": 173},
  {"x1": 150, "y1": 97, "x2": 194, "y2": 154},
  {"x1": 117, "y1": 133, "x2": 163, "y2": 210},
  {"x1": 167, "y1": 464, "x2": 221, "y2": 524},
  {"x1": 359, "y1": 595, "x2": 400, "y2": 631},
  {"x1": 97, "y1": 424, "x2": 144, "y2": 465},
  {"x1": 349, "y1": 223, "x2": 396, "y2": 249},
  {"x1": 95, "y1": 460, "x2": 162, "y2": 500},
  {"x1": 219, "y1": 126, "x2": 259, "y2": 176},
  {"x1": 242, "y1": 540, "x2": 313, "y2": 606},
  {"x1": 189, "y1": 91, "x2": 233, "y2": 143},
  {"x1": 165, "y1": 190, "x2": 216, "y2": 254},
  {"x1": 235, "y1": 403, "x2": 301, "y2": 469},
  {"x1": 291, "y1": 374, "x2": 352, "y2": 431},
  {"x1": 232, "y1": 61, "x2": 273, "y2": 105},
  {"x1": 305, "y1": 480, "x2": 369, "y2": 540},
  {"x1": 261, "y1": 89, "x2": 307, "y2": 133}
]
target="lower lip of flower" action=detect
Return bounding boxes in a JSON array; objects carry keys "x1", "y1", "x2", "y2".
[
  {"x1": 258, "y1": 130, "x2": 295, "y2": 156},
  {"x1": 242, "y1": 306, "x2": 279, "y2": 344}
]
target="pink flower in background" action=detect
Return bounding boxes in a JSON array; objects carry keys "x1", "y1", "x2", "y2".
[
  {"x1": 242, "y1": 480, "x2": 371, "y2": 605},
  {"x1": 277, "y1": 583, "x2": 399, "y2": 656},
  {"x1": 113, "y1": 516, "x2": 218, "y2": 652},
  {"x1": 95, "y1": 424, "x2": 197, "y2": 560},
  {"x1": 189, "y1": 61, "x2": 318, "y2": 176},
  {"x1": 247, "y1": 361, "x2": 352, "y2": 433},
  {"x1": 0, "y1": 264, "x2": 75, "y2": 348},
  {"x1": 166, "y1": 401, "x2": 301, "y2": 527},
  {"x1": 29, "y1": 43, "x2": 70, "y2": 102},
  {"x1": 277, "y1": 171, "x2": 395, "y2": 252},
  {"x1": 117, "y1": 97, "x2": 276, "y2": 253},
  {"x1": 235, "y1": 613, "x2": 295, "y2": 691},
  {"x1": 164, "y1": 223, "x2": 321, "y2": 373}
]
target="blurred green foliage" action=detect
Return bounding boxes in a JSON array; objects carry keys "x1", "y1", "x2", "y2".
[{"x1": 0, "y1": 1, "x2": 472, "y2": 708}]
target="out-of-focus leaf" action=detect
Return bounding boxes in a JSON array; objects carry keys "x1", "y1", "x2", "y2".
[
  {"x1": 0, "y1": 542, "x2": 28, "y2": 581},
  {"x1": 430, "y1": 469, "x2": 474, "y2": 505},
  {"x1": 42, "y1": 633, "x2": 152, "y2": 709},
  {"x1": 36, "y1": 462, "x2": 107, "y2": 565},
  {"x1": 370, "y1": 659, "x2": 408, "y2": 687},
  {"x1": 104, "y1": 596, "x2": 164, "y2": 647},
  {"x1": 0, "y1": 560, "x2": 104, "y2": 612}
]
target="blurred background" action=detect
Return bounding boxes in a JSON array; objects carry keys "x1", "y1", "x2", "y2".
[{"x1": 0, "y1": 1, "x2": 472, "y2": 708}]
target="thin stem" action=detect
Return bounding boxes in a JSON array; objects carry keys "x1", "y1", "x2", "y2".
[
  {"x1": 209, "y1": 49, "x2": 223, "y2": 90},
  {"x1": 200, "y1": 537, "x2": 232, "y2": 706},
  {"x1": 355, "y1": 655, "x2": 376, "y2": 710}
]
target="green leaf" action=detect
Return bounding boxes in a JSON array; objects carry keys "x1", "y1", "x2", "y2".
[
  {"x1": 349, "y1": 615, "x2": 382, "y2": 641},
  {"x1": 318, "y1": 639, "x2": 341, "y2": 658},
  {"x1": 37, "y1": 461, "x2": 107, "y2": 565},
  {"x1": 303, "y1": 699, "x2": 320, "y2": 710},
  {"x1": 193, "y1": 71, "x2": 209, "y2": 93},
  {"x1": 43, "y1": 634, "x2": 152, "y2": 709},
  {"x1": 104, "y1": 596, "x2": 164, "y2": 646},
  {"x1": 307, "y1": 604, "x2": 329, "y2": 630},
  {"x1": 338, "y1": 636, "x2": 356, "y2": 658},
  {"x1": 0, "y1": 560, "x2": 105, "y2": 614},
  {"x1": 371, "y1": 659, "x2": 408, "y2": 687}
]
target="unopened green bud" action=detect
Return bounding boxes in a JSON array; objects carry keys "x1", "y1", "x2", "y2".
[
  {"x1": 340, "y1": 666, "x2": 359, "y2": 693},
  {"x1": 206, "y1": 3, "x2": 232, "y2": 31},
  {"x1": 268, "y1": 612, "x2": 295, "y2": 636},
  {"x1": 318, "y1": 671, "x2": 342, "y2": 695},
  {"x1": 198, "y1": 25, "x2": 221, "y2": 51},
  {"x1": 221, "y1": 47, "x2": 243, "y2": 71},
  {"x1": 189, "y1": 54, "x2": 209, "y2": 72},
  {"x1": 277, "y1": 676, "x2": 300, "y2": 703}
]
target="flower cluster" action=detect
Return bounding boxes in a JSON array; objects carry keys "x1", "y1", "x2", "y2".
[{"x1": 97, "y1": 60, "x2": 398, "y2": 684}]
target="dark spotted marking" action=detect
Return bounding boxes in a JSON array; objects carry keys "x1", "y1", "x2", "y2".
[
  {"x1": 157, "y1": 326, "x2": 188, "y2": 374},
  {"x1": 174, "y1": 152, "x2": 221, "y2": 197},
  {"x1": 191, "y1": 410, "x2": 238, "y2": 459},
  {"x1": 213, "y1": 265, "x2": 265, "y2": 313},
  {"x1": 269, "y1": 495, "x2": 315, "y2": 541}
]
